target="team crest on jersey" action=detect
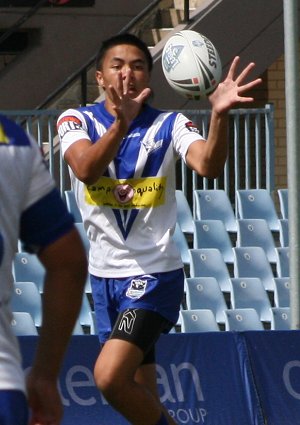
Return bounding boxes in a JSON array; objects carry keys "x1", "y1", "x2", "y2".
[
  {"x1": 57, "y1": 116, "x2": 83, "y2": 138},
  {"x1": 0, "y1": 124, "x2": 9, "y2": 144},
  {"x1": 126, "y1": 278, "x2": 147, "y2": 299},
  {"x1": 185, "y1": 121, "x2": 200, "y2": 134},
  {"x1": 142, "y1": 138, "x2": 163, "y2": 154}
]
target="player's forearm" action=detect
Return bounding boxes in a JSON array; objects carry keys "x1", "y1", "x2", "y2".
[
  {"x1": 202, "y1": 110, "x2": 229, "y2": 177},
  {"x1": 67, "y1": 118, "x2": 128, "y2": 185},
  {"x1": 31, "y1": 269, "x2": 86, "y2": 378}
]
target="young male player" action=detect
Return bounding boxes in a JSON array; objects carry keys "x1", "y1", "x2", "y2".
[
  {"x1": 57, "y1": 33, "x2": 262, "y2": 424},
  {"x1": 0, "y1": 114, "x2": 87, "y2": 425}
]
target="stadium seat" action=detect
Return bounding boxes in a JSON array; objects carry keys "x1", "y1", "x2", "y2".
[
  {"x1": 229, "y1": 278, "x2": 272, "y2": 322},
  {"x1": 273, "y1": 278, "x2": 290, "y2": 308},
  {"x1": 193, "y1": 189, "x2": 237, "y2": 232},
  {"x1": 79, "y1": 294, "x2": 93, "y2": 327},
  {"x1": 233, "y1": 247, "x2": 275, "y2": 291},
  {"x1": 278, "y1": 219, "x2": 289, "y2": 247},
  {"x1": 236, "y1": 189, "x2": 279, "y2": 231},
  {"x1": 189, "y1": 248, "x2": 231, "y2": 292},
  {"x1": 65, "y1": 190, "x2": 82, "y2": 223},
  {"x1": 224, "y1": 308, "x2": 264, "y2": 331},
  {"x1": 180, "y1": 309, "x2": 220, "y2": 333},
  {"x1": 11, "y1": 281, "x2": 42, "y2": 327},
  {"x1": 275, "y1": 247, "x2": 289, "y2": 277},
  {"x1": 89, "y1": 311, "x2": 98, "y2": 335},
  {"x1": 175, "y1": 190, "x2": 194, "y2": 234},
  {"x1": 236, "y1": 218, "x2": 277, "y2": 263},
  {"x1": 75, "y1": 222, "x2": 90, "y2": 254},
  {"x1": 270, "y1": 307, "x2": 291, "y2": 330},
  {"x1": 193, "y1": 220, "x2": 234, "y2": 263},
  {"x1": 173, "y1": 223, "x2": 190, "y2": 265},
  {"x1": 72, "y1": 320, "x2": 85, "y2": 335},
  {"x1": 11, "y1": 312, "x2": 38, "y2": 336},
  {"x1": 277, "y1": 188, "x2": 288, "y2": 219},
  {"x1": 185, "y1": 277, "x2": 228, "y2": 323},
  {"x1": 13, "y1": 252, "x2": 45, "y2": 293}
]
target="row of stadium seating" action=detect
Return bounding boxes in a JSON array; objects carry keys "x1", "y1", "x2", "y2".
[{"x1": 11, "y1": 188, "x2": 290, "y2": 335}]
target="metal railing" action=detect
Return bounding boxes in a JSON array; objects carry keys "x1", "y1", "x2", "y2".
[{"x1": 1, "y1": 103, "x2": 274, "y2": 215}]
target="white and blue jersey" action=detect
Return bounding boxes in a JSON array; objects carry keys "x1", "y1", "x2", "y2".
[
  {"x1": 0, "y1": 115, "x2": 74, "y2": 393},
  {"x1": 58, "y1": 102, "x2": 203, "y2": 278}
]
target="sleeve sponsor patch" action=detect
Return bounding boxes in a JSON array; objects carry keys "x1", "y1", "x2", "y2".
[
  {"x1": 57, "y1": 115, "x2": 83, "y2": 138},
  {"x1": 185, "y1": 121, "x2": 200, "y2": 134}
]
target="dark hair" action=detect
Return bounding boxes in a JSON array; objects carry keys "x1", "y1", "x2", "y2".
[{"x1": 95, "y1": 33, "x2": 153, "y2": 72}]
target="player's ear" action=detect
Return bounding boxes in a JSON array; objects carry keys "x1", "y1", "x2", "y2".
[{"x1": 95, "y1": 70, "x2": 105, "y2": 89}]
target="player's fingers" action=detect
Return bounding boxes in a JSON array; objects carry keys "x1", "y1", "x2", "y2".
[
  {"x1": 238, "y1": 78, "x2": 262, "y2": 93},
  {"x1": 235, "y1": 62, "x2": 257, "y2": 85},
  {"x1": 226, "y1": 56, "x2": 240, "y2": 80}
]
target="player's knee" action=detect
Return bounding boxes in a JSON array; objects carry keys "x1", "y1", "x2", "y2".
[{"x1": 93, "y1": 362, "x2": 122, "y2": 398}]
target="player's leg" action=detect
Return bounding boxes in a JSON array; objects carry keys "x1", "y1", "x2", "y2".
[
  {"x1": 134, "y1": 362, "x2": 176, "y2": 425},
  {"x1": 94, "y1": 337, "x2": 169, "y2": 424},
  {"x1": 0, "y1": 390, "x2": 28, "y2": 425}
]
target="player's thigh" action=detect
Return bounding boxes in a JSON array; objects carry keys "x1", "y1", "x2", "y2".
[
  {"x1": 135, "y1": 363, "x2": 159, "y2": 400},
  {"x1": 0, "y1": 390, "x2": 28, "y2": 425}
]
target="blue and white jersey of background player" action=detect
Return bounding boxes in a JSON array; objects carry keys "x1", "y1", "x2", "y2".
[
  {"x1": 58, "y1": 102, "x2": 203, "y2": 278},
  {"x1": 0, "y1": 115, "x2": 73, "y2": 394}
]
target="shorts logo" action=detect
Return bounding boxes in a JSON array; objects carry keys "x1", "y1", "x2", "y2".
[
  {"x1": 126, "y1": 278, "x2": 147, "y2": 299},
  {"x1": 118, "y1": 309, "x2": 137, "y2": 334}
]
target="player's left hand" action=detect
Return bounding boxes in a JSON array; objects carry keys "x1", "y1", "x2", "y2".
[
  {"x1": 208, "y1": 56, "x2": 262, "y2": 115},
  {"x1": 26, "y1": 373, "x2": 63, "y2": 425}
]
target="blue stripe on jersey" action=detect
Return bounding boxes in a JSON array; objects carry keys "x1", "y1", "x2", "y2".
[
  {"x1": 20, "y1": 188, "x2": 74, "y2": 253},
  {"x1": 0, "y1": 114, "x2": 31, "y2": 147},
  {"x1": 142, "y1": 111, "x2": 177, "y2": 177}
]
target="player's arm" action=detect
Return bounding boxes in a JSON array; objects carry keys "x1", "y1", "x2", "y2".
[
  {"x1": 63, "y1": 117, "x2": 127, "y2": 185},
  {"x1": 186, "y1": 56, "x2": 262, "y2": 178},
  {"x1": 22, "y1": 188, "x2": 87, "y2": 425}
]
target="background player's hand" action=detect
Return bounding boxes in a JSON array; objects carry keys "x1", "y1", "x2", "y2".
[
  {"x1": 26, "y1": 373, "x2": 63, "y2": 425},
  {"x1": 208, "y1": 56, "x2": 262, "y2": 115},
  {"x1": 106, "y1": 68, "x2": 151, "y2": 127}
]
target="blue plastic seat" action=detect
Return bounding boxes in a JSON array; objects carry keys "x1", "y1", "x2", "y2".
[
  {"x1": 278, "y1": 219, "x2": 289, "y2": 247},
  {"x1": 277, "y1": 188, "x2": 288, "y2": 219},
  {"x1": 193, "y1": 220, "x2": 234, "y2": 263},
  {"x1": 193, "y1": 189, "x2": 237, "y2": 232},
  {"x1": 175, "y1": 190, "x2": 194, "y2": 234},
  {"x1": 11, "y1": 312, "x2": 38, "y2": 336},
  {"x1": 233, "y1": 247, "x2": 275, "y2": 291},
  {"x1": 224, "y1": 308, "x2": 264, "y2": 331},
  {"x1": 65, "y1": 190, "x2": 82, "y2": 223},
  {"x1": 273, "y1": 277, "x2": 290, "y2": 308},
  {"x1": 270, "y1": 307, "x2": 291, "y2": 330},
  {"x1": 13, "y1": 252, "x2": 45, "y2": 293},
  {"x1": 79, "y1": 294, "x2": 93, "y2": 327},
  {"x1": 236, "y1": 218, "x2": 277, "y2": 262},
  {"x1": 189, "y1": 248, "x2": 231, "y2": 292},
  {"x1": 173, "y1": 223, "x2": 190, "y2": 265},
  {"x1": 185, "y1": 277, "x2": 227, "y2": 323},
  {"x1": 275, "y1": 247, "x2": 289, "y2": 277},
  {"x1": 11, "y1": 281, "x2": 42, "y2": 327},
  {"x1": 229, "y1": 278, "x2": 272, "y2": 322},
  {"x1": 236, "y1": 189, "x2": 279, "y2": 231},
  {"x1": 75, "y1": 222, "x2": 90, "y2": 254},
  {"x1": 180, "y1": 309, "x2": 220, "y2": 333}
]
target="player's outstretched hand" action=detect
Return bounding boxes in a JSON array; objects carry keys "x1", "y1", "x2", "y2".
[
  {"x1": 27, "y1": 373, "x2": 63, "y2": 425},
  {"x1": 208, "y1": 56, "x2": 262, "y2": 115},
  {"x1": 106, "y1": 68, "x2": 151, "y2": 127}
]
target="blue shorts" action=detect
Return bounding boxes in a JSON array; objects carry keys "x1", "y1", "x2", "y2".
[
  {"x1": 90, "y1": 268, "x2": 184, "y2": 344},
  {"x1": 0, "y1": 390, "x2": 28, "y2": 425}
]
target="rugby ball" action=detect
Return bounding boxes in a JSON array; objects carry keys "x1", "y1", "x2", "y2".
[{"x1": 161, "y1": 30, "x2": 222, "y2": 100}]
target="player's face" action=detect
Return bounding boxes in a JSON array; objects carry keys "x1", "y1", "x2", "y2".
[{"x1": 95, "y1": 44, "x2": 151, "y2": 98}]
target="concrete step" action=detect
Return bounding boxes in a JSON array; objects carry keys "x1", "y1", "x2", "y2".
[
  {"x1": 173, "y1": 0, "x2": 206, "y2": 9},
  {"x1": 141, "y1": 27, "x2": 173, "y2": 47},
  {"x1": 158, "y1": 8, "x2": 185, "y2": 27}
]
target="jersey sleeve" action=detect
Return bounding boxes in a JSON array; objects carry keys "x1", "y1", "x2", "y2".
[
  {"x1": 172, "y1": 113, "x2": 205, "y2": 162},
  {"x1": 57, "y1": 109, "x2": 91, "y2": 158},
  {"x1": 20, "y1": 188, "x2": 74, "y2": 254}
]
